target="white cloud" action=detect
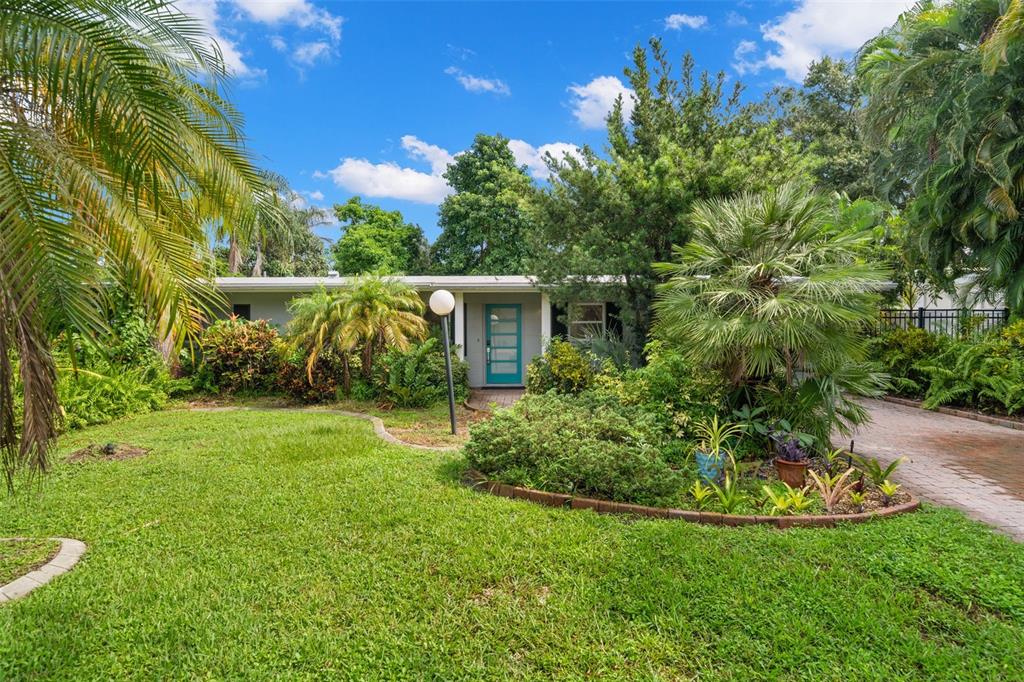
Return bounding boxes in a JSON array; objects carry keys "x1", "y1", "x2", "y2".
[
  {"x1": 230, "y1": 0, "x2": 342, "y2": 41},
  {"x1": 664, "y1": 13, "x2": 708, "y2": 30},
  {"x1": 317, "y1": 136, "x2": 454, "y2": 204},
  {"x1": 444, "y1": 67, "x2": 511, "y2": 96},
  {"x1": 302, "y1": 189, "x2": 325, "y2": 201},
  {"x1": 744, "y1": 0, "x2": 915, "y2": 82},
  {"x1": 400, "y1": 135, "x2": 455, "y2": 174},
  {"x1": 732, "y1": 40, "x2": 761, "y2": 75},
  {"x1": 568, "y1": 76, "x2": 635, "y2": 129},
  {"x1": 725, "y1": 11, "x2": 748, "y2": 27},
  {"x1": 175, "y1": 0, "x2": 265, "y2": 80},
  {"x1": 293, "y1": 41, "x2": 331, "y2": 66},
  {"x1": 175, "y1": 0, "x2": 343, "y2": 81},
  {"x1": 508, "y1": 140, "x2": 581, "y2": 179}
]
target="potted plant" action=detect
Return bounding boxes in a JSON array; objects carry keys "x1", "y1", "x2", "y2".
[
  {"x1": 694, "y1": 416, "x2": 743, "y2": 483},
  {"x1": 771, "y1": 430, "x2": 810, "y2": 488}
]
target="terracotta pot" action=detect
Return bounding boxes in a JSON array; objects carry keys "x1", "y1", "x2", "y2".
[{"x1": 774, "y1": 457, "x2": 808, "y2": 488}]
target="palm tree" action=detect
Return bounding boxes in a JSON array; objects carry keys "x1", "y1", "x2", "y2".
[
  {"x1": 286, "y1": 277, "x2": 428, "y2": 388},
  {"x1": 653, "y1": 182, "x2": 889, "y2": 446},
  {"x1": 286, "y1": 288, "x2": 353, "y2": 391},
  {"x1": 0, "y1": 0, "x2": 281, "y2": 487},
  {"x1": 858, "y1": 0, "x2": 1024, "y2": 312},
  {"x1": 338, "y1": 276, "x2": 428, "y2": 379}
]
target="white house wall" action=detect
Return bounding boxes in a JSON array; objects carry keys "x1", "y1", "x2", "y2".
[{"x1": 464, "y1": 292, "x2": 542, "y2": 388}]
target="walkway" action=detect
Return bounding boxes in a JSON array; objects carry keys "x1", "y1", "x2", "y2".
[
  {"x1": 844, "y1": 398, "x2": 1024, "y2": 541},
  {"x1": 466, "y1": 388, "x2": 524, "y2": 411}
]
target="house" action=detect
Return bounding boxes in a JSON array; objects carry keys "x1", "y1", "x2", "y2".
[{"x1": 215, "y1": 276, "x2": 620, "y2": 388}]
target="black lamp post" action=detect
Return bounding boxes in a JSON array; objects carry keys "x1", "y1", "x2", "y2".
[{"x1": 429, "y1": 289, "x2": 457, "y2": 435}]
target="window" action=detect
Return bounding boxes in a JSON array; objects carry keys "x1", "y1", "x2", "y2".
[
  {"x1": 568, "y1": 302, "x2": 605, "y2": 341},
  {"x1": 232, "y1": 303, "x2": 251, "y2": 320}
]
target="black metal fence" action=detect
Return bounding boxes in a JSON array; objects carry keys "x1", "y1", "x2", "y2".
[{"x1": 876, "y1": 308, "x2": 1010, "y2": 338}]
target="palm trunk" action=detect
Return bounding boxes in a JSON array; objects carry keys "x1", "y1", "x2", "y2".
[{"x1": 227, "y1": 236, "x2": 241, "y2": 274}]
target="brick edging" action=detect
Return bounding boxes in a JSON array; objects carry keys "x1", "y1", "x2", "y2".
[
  {"x1": 0, "y1": 538, "x2": 87, "y2": 603},
  {"x1": 881, "y1": 396, "x2": 1024, "y2": 432},
  {"x1": 188, "y1": 406, "x2": 459, "y2": 452},
  {"x1": 463, "y1": 470, "x2": 921, "y2": 528}
]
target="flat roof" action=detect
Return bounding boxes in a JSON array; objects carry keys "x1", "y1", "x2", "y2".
[{"x1": 214, "y1": 275, "x2": 544, "y2": 293}]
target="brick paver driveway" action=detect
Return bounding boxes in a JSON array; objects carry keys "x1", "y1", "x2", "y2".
[{"x1": 842, "y1": 398, "x2": 1024, "y2": 541}]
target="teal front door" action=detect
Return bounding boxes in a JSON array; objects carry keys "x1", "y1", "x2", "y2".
[{"x1": 485, "y1": 304, "x2": 522, "y2": 385}]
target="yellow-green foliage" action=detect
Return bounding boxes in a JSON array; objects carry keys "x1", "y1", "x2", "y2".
[{"x1": 526, "y1": 340, "x2": 594, "y2": 394}]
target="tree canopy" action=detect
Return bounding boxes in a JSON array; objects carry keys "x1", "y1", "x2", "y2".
[
  {"x1": 331, "y1": 197, "x2": 429, "y2": 275},
  {"x1": 859, "y1": 0, "x2": 1024, "y2": 312},
  {"x1": 527, "y1": 39, "x2": 816, "y2": 352},
  {"x1": 431, "y1": 134, "x2": 533, "y2": 275}
]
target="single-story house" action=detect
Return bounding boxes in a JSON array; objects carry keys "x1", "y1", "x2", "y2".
[{"x1": 215, "y1": 276, "x2": 620, "y2": 388}]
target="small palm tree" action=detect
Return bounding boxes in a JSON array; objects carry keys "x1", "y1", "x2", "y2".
[
  {"x1": 286, "y1": 288, "x2": 353, "y2": 390},
  {"x1": 286, "y1": 277, "x2": 428, "y2": 388},
  {"x1": 653, "y1": 182, "x2": 889, "y2": 444},
  {"x1": 0, "y1": 0, "x2": 280, "y2": 487},
  {"x1": 338, "y1": 276, "x2": 428, "y2": 379}
]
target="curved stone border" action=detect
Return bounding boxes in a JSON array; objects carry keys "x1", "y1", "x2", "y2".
[
  {"x1": 0, "y1": 538, "x2": 86, "y2": 603},
  {"x1": 882, "y1": 396, "x2": 1024, "y2": 432},
  {"x1": 464, "y1": 470, "x2": 921, "y2": 528},
  {"x1": 189, "y1": 406, "x2": 458, "y2": 452}
]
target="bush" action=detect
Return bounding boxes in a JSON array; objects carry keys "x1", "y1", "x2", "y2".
[
  {"x1": 57, "y1": 362, "x2": 186, "y2": 429},
  {"x1": 593, "y1": 341, "x2": 727, "y2": 444},
  {"x1": 526, "y1": 340, "x2": 594, "y2": 394},
  {"x1": 869, "y1": 321, "x2": 1024, "y2": 416},
  {"x1": 375, "y1": 338, "x2": 469, "y2": 408},
  {"x1": 465, "y1": 392, "x2": 682, "y2": 505},
  {"x1": 276, "y1": 346, "x2": 347, "y2": 404},
  {"x1": 197, "y1": 318, "x2": 281, "y2": 393},
  {"x1": 867, "y1": 327, "x2": 949, "y2": 397}
]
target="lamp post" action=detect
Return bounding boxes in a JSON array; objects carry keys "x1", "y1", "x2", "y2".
[{"x1": 429, "y1": 289, "x2": 457, "y2": 435}]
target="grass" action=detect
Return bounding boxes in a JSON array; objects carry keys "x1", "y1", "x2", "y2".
[
  {"x1": 1, "y1": 408, "x2": 1023, "y2": 680},
  {"x1": 0, "y1": 539, "x2": 60, "y2": 586},
  {"x1": 182, "y1": 395, "x2": 481, "y2": 446}
]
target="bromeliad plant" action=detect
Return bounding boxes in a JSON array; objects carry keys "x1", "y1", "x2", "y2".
[
  {"x1": 848, "y1": 490, "x2": 867, "y2": 513},
  {"x1": 688, "y1": 480, "x2": 715, "y2": 510},
  {"x1": 709, "y1": 457, "x2": 748, "y2": 514},
  {"x1": 808, "y1": 467, "x2": 859, "y2": 514},
  {"x1": 693, "y1": 416, "x2": 743, "y2": 483},
  {"x1": 878, "y1": 480, "x2": 902, "y2": 507},
  {"x1": 852, "y1": 455, "x2": 904, "y2": 488}
]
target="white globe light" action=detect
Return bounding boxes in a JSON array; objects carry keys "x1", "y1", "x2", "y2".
[{"x1": 429, "y1": 289, "x2": 455, "y2": 316}]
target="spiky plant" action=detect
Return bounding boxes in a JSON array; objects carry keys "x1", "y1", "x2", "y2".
[
  {"x1": 337, "y1": 276, "x2": 428, "y2": 379},
  {"x1": 0, "y1": 0, "x2": 281, "y2": 488},
  {"x1": 653, "y1": 182, "x2": 890, "y2": 444}
]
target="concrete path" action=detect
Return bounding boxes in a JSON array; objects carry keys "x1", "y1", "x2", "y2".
[{"x1": 844, "y1": 398, "x2": 1024, "y2": 540}]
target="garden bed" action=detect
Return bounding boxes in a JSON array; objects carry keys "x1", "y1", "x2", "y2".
[{"x1": 464, "y1": 470, "x2": 920, "y2": 528}]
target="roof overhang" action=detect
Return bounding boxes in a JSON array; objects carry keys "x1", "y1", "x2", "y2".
[{"x1": 213, "y1": 275, "x2": 624, "y2": 294}]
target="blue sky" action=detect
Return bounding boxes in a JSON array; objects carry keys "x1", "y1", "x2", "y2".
[{"x1": 179, "y1": 0, "x2": 915, "y2": 242}]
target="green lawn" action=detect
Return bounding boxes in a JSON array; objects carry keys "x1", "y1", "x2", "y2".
[
  {"x1": 1, "y1": 409, "x2": 1023, "y2": 680},
  {"x1": 0, "y1": 539, "x2": 59, "y2": 586}
]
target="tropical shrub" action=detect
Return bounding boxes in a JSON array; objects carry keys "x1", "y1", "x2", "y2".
[
  {"x1": 867, "y1": 327, "x2": 949, "y2": 397},
  {"x1": 276, "y1": 346, "x2": 346, "y2": 404},
  {"x1": 525, "y1": 340, "x2": 594, "y2": 394},
  {"x1": 871, "y1": 320, "x2": 1024, "y2": 415},
  {"x1": 375, "y1": 338, "x2": 469, "y2": 408},
  {"x1": 654, "y1": 184, "x2": 890, "y2": 452},
  {"x1": 198, "y1": 318, "x2": 282, "y2": 393},
  {"x1": 464, "y1": 392, "x2": 682, "y2": 505},
  {"x1": 57, "y1": 363, "x2": 186, "y2": 430},
  {"x1": 593, "y1": 341, "x2": 727, "y2": 443}
]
